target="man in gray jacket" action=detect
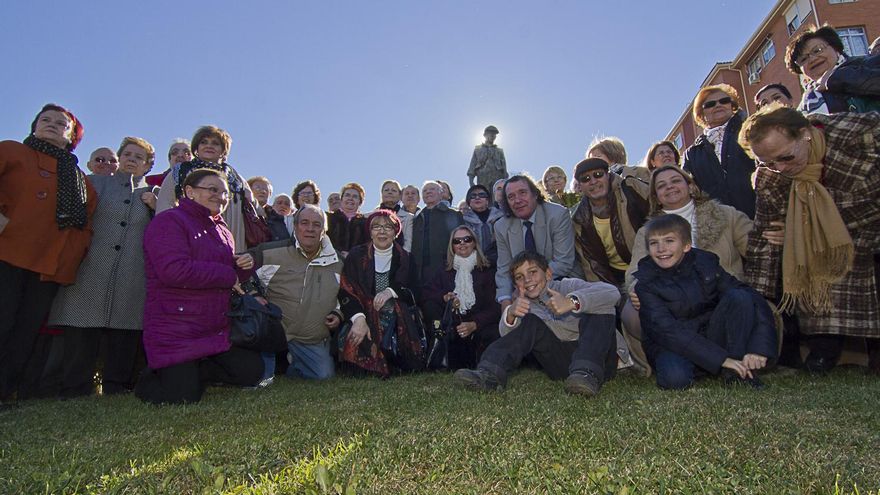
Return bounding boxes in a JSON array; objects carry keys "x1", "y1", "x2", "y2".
[
  {"x1": 454, "y1": 251, "x2": 619, "y2": 396},
  {"x1": 249, "y1": 204, "x2": 342, "y2": 380}
]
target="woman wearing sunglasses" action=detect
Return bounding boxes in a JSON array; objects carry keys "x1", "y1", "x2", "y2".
[
  {"x1": 738, "y1": 104, "x2": 880, "y2": 375},
  {"x1": 682, "y1": 84, "x2": 756, "y2": 219},
  {"x1": 462, "y1": 184, "x2": 504, "y2": 266},
  {"x1": 422, "y1": 226, "x2": 501, "y2": 370},
  {"x1": 786, "y1": 25, "x2": 880, "y2": 115}
]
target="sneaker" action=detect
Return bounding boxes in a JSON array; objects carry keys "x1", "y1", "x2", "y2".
[
  {"x1": 564, "y1": 370, "x2": 601, "y2": 397},
  {"x1": 453, "y1": 368, "x2": 504, "y2": 392}
]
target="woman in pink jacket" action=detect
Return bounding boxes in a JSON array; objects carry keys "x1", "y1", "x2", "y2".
[{"x1": 135, "y1": 168, "x2": 262, "y2": 404}]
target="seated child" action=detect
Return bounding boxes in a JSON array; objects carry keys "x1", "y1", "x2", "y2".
[
  {"x1": 453, "y1": 251, "x2": 619, "y2": 396},
  {"x1": 634, "y1": 214, "x2": 777, "y2": 389}
]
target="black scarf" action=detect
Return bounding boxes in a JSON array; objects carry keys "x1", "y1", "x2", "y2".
[
  {"x1": 23, "y1": 135, "x2": 88, "y2": 230},
  {"x1": 173, "y1": 158, "x2": 245, "y2": 202}
]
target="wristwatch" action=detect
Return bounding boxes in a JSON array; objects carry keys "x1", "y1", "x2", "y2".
[{"x1": 569, "y1": 295, "x2": 581, "y2": 312}]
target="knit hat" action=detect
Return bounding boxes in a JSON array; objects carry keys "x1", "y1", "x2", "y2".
[
  {"x1": 574, "y1": 157, "x2": 609, "y2": 180},
  {"x1": 30, "y1": 103, "x2": 84, "y2": 151}
]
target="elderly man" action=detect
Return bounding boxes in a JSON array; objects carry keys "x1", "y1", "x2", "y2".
[
  {"x1": 86, "y1": 147, "x2": 119, "y2": 176},
  {"x1": 410, "y1": 180, "x2": 464, "y2": 299},
  {"x1": 248, "y1": 204, "x2": 343, "y2": 380},
  {"x1": 468, "y1": 125, "x2": 508, "y2": 187},
  {"x1": 494, "y1": 175, "x2": 578, "y2": 307},
  {"x1": 454, "y1": 251, "x2": 619, "y2": 396}
]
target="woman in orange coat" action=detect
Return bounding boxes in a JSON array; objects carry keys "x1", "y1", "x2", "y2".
[{"x1": 0, "y1": 104, "x2": 97, "y2": 401}]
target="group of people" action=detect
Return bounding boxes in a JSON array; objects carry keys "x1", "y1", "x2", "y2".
[{"x1": 1, "y1": 25, "x2": 878, "y2": 405}]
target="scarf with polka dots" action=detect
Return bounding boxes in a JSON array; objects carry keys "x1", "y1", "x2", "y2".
[
  {"x1": 174, "y1": 157, "x2": 245, "y2": 202},
  {"x1": 23, "y1": 135, "x2": 89, "y2": 230}
]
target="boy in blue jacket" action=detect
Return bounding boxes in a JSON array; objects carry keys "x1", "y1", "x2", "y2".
[{"x1": 634, "y1": 214, "x2": 777, "y2": 389}]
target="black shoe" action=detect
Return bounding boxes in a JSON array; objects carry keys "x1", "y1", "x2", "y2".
[
  {"x1": 722, "y1": 370, "x2": 765, "y2": 390},
  {"x1": 453, "y1": 368, "x2": 504, "y2": 392},
  {"x1": 803, "y1": 354, "x2": 836, "y2": 374},
  {"x1": 564, "y1": 370, "x2": 601, "y2": 397}
]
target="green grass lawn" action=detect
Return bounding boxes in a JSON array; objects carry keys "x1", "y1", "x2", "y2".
[{"x1": 1, "y1": 367, "x2": 878, "y2": 494}]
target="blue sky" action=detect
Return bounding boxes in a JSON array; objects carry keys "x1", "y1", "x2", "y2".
[{"x1": 1, "y1": 0, "x2": 775, "y2": 207}]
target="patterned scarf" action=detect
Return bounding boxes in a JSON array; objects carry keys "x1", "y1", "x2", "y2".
[
  {"x1": 704, "y1": 122, "x2": 727, "y2": 164},
  {"x1": 173, "y1": 157, "x2": 245, "y2": 201},
  {"x1": 780, "y1": 126, "x2": 853, "y2": 315},
  {"x1": 23, "y1": 135, "x2": 88, "y2": 230}
]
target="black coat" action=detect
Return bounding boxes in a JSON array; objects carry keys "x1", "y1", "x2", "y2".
[
  {"x1": 824, "y1": 54, "x2": 880, "y2": 113},
  {"x1": 264, "y1": 207, "x2": 291, "y2": 242},
  {"x1": 634, "y1": 249, "x2": 776, "y2": 373},
  {"x1": 421, "y1": 265, "x2": 501, "y2": 333},
  {"x1": 683, "y1": 111, "x2": 756, "y2": 219}
]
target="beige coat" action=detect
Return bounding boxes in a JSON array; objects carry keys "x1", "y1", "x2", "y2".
[{"x1": 625, "y1": 199, "x2": 752, "y2": 293}]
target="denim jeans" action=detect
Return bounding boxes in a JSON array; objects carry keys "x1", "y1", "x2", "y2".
[{"x1": 286, "y1": 338, "x2": 335, "y2": 380}]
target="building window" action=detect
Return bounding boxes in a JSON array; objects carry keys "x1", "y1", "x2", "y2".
[
  {"x1": 785, "y1": 0, "x2": 813, "y2": 35},
  {"x1": 673, "y1": 133, "x2": 683, "y2": 151},
  {"x1": 747, "y1": 39, "x2": 776, "y2": 84},
  {"x1": 829, "y1": 0, "x2": 856, "y2": 4},
  {"x1": 837, "y1": 27, "x2": 869, "y2": 56}
]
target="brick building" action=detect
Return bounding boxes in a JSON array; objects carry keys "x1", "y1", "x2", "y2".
[{"x1": 666, "y1": 0, "x2": 880, "y2": 150}]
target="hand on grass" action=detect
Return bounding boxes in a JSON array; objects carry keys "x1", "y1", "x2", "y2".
[{"x1": 742, "y1": 353, "x2": 768, "y2": 371}]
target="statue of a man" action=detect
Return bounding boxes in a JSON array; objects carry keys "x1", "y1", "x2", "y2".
[{"x1": 468, "y1": 125, "x2": 508, "y2": 187}]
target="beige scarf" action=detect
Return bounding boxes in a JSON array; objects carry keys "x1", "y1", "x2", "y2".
[{"x1": 779, "y1": 126, "x2": 853, "y2": 314}]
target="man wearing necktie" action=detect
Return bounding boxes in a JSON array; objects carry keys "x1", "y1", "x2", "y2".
[{"x1": 494, "y1": 175, "x2": 579, "y2": 313}]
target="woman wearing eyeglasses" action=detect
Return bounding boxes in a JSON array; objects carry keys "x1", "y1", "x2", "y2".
[
  {"x1": 338, "y1": 210, "x2": 424, "y2": 377},
  {"x1": 421, "y1": 226, "x2": 501, "y2": 370},
  {"x1": 786, "y1": 25, "x2": 880, "y2": 115},
  {"x1": 682, "y1": 84, "x2": 756, "y2": 219},
  {"x1": 136, "y1": 168, "x2": 263, "y2": 404},
  {"x1": 738, "y1": 105, "x2": 880, "y2": 375}
]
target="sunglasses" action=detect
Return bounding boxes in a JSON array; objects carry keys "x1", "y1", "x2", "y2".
[
  {"x1": 468, "y1": 192, "x2": 489, "y2": 200},
  {"x1": 452, "y1": 236, "x2": 475, "y2": 245},
  {"x1": 577, "y1": 170, "x2": 606, "y2": 182},
  {"x1": 701, "y1": 96, "x2": 733, "y2": 110}
]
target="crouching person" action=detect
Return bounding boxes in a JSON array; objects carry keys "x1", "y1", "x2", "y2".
[
  {"x1": 454, "y1": 251, "x2": 619, "y2": 396},
  {"x1": 634, "y1": 215, "x2": 777, "y2": 390},
  {"x1": 248, "y1": 204, "x2": 343, "y2": 380}
]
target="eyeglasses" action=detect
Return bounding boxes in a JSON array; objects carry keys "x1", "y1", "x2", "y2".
[
  {"x1": 756, "y1": 139, "x2": 803, "y2": 169},
  {"x1": 370, "y1": 223, "x2": 395, "y2": 232},
  {"x1": 191, "y1": 185, "x2": 229, "y2": 197},
  {"x1": 452, "y1": 236, "x2": 475, "y2": 245},
  {"x1": 93, "y1": 157, "x2": 118, "y2": 164},
  {"x1": 796, "y1": 43, "x2": 829, "y2": 66},
  {"x1": 701, "y1": 96, "x2": 732, "y2": 109},
  {"x1": 577, "y1": 170, "x2": 606, "y2": 183},
  {"x1": 468, "y1": 192, "x2": 489, "y2": 200}
]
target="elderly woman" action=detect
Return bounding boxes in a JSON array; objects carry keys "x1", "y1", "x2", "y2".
[
  {"x1": 292, "y1": 180, "x2": 321, "y2": 210},
  {"x1": 266, "y1": 193, "x2": 294, "y2": 241},
  {"x1": 136, "y1": 168, "x2": 263, "y2": 404},
  {"x1": 643, "y1": 140, "x2": 680, "y2": 172},
  {"x1": 587, "y1": 136, "x2": 651, "y2": 182},
  {"x1": 622, "y1": 165, "x2": 753, "y2": 373},
  {"x1": 542, "y1": 166, "x2": 580, "y2": 208},
  {"x1": 787, "y1": 25, "x2": 880, "y2": 115},
  {"x1": 0, "y1": 104, "x2": 97, "y2": 401},
  {"x1": 327, "y1": 182, "x2": 367, "y2": 257},
  {"x1": 422, "y1": 226, "x2": 501, "y2": 369},
  {"x1": 247, "y1": 176, "x2": 273, "y2": 216},
  {"x1": 156, "y1": 126, "x2": 265, "y2": 248},
  {"x1": 461, "y1": 184, "x2": 503, "y2": 265},
  {"x1": 376, "y1": 179, "x2": 413, "y2": 251},
  {"x1": 682, "y1": 84, "x2": 756, "y2": 219},
  {"x1": 401, "y1": 185, "x2": 420, "y2": 215},
  {"x1": 48, "y1": 137, "x2": 158, "y2": 397},
  {"x1": 739, "y1": 104, "x2": 880, "y2": 374},
  {"x1": 338, "y1": 210, "x2": 424, "y2": 376},
  {"x1": 146, "y1": 139, "x2": 191, "y2": 187}
]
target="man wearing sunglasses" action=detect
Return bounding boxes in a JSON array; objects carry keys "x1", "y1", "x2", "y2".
[
  {"x1": 86, "y1": 147, "x2": 119, "y2": 176},
  {"x1": 494, "y1": 175, "x2": 578, "y2": 310},
  {"x1": 571, "y1": 157, "x2": 649, "y2": 289},
  {"x1": 683, "y1": 84, "x2": 756, "y2": 219}
]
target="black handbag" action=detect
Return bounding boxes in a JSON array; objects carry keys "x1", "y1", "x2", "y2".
[
  {"x1": 426, "y1": 300, "x2": 459, "y2": 370},
  {"x1": 227, "y1": 292, "x2": 287, "y2": 352}
]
